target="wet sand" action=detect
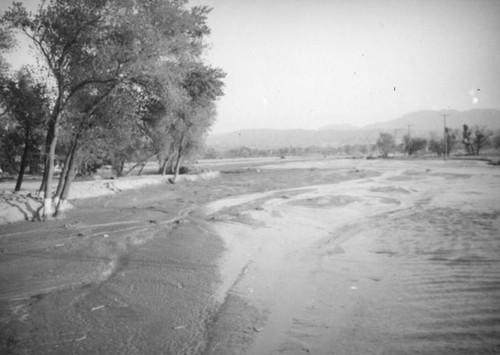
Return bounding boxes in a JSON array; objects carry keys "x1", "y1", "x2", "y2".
[
  {"x1": 1, "y1": 158, "x2": 499, "y2": 354},
  {"x1": 206, "y1": 159, "x2": 500, "y2": 354}
]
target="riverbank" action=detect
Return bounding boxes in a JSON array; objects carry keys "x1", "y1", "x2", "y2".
[{"x1": 0, "y1": 170, "x2": 220, "y2": 225}]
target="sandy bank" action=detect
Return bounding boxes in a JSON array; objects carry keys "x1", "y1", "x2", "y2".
[{"x1": 0, "y1": 171, "x2": 220, "y2": 225}]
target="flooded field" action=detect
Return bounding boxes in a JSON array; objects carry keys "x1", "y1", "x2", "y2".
[
  {"x1": 206, "y1": 159, "x2": 500, "y2": 354},
  {"x1": 1, "y1": 158, "x2": 499, "y2": 354}
]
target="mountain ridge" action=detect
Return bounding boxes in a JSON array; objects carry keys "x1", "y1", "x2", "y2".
[{"x1": 207, "y1": 109, "x2": 500, "y2": 150}]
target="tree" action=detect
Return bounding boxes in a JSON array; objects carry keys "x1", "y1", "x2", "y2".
[
  {"x1": 2, "y1": 0, "x2": 119, "y2": 217},
  {"x1": 428, "y1": 133, "x2": 444, "y2": 157},
  {"x1": 493, "y1": 130, "x2": 500, "y2": 150},
  {"x1": 471, "y1": 126, "x2": 492, "y2": 155},
  {"x1": 0, "y1": 24, "x2": 15, "y2": 78},
  {"x1": 462, "y1": 124, "x2": 492, "y2": 155},
  {"x1": 0, "y1": 68, "x2": 49, "y2": 191},
  {"x1": 169, "y1": 63, "x2": 225, "y2": 181},
  {"x1": 462, "y1": 124, "x2": 475, "y2": 155},
  {"x1": 376, "y1": 132, "x2": 395, "y2": 157},
  {"x1": 403, "y1": 135, "x2": 427, "y2": 156},
  {"x1": 445, "y1": 128, "x2": 459, "y2": 156},
  {"x1": 2, "y1": 0, "x2": 225, "y2": 217},
  {"x1": 428, "y1": 129, "x2": 459, "y2": 157}
]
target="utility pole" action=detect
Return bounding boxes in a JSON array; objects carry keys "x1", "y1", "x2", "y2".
[{"x1": 441, "y1": 113, "x2": 448, "y2": 160}]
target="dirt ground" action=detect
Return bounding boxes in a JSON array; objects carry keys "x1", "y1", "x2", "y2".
[{"x1": 0, "y1": 157, "x2": 499, "y2": 354}]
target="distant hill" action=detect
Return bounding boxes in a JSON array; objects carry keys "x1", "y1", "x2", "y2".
[
  {"x1": 206, "y1": 129, "x2": 381, "y2": 150},
  {"x1": 317, "y1": 123, "x2": 360, "y2": 131},
  {"x1": 207, "y1": 109, "x2": 500, "y2": 150},
  {"x1": 365, "y1": 109, "x2": 500, "y2": 131}
]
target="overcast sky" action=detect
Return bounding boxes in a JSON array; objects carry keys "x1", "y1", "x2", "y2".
[
  {"x1": 3, "y1": 0, "x2": 500, "y2": 133},
  {"x1": 197, "y1": 0, "x2": 500, "y2": 133}
]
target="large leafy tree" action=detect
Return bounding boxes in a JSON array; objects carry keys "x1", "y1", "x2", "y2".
[
  {"x1": 0, "y1": 68, "x2": 49, "y2": 190},
  {"x1": 169, "y1": 63, "x2": 225, "y2": 181},
  {"x1": 2, "y1": 0, "x2": 224, "y2": 217},
  {"x1": 2, "y1": 0, "x2": 119, "y2": 217}
]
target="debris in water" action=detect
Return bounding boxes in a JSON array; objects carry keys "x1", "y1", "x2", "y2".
[
  {"x1": 55, "y1": 244, "x2": 64, "y2": 247},
  {"x1": 91, "y1": 305, "x2": 105, "y2": 311},
  {"x1": 103, "y1": 234, "x2": 109, "y2": 238},
  {"x1": 253, "y1": 326, "x2": 264, "y2": 332},
  {"x1": 75, "y1": 335, "x2": 87, "y2": 342},
  {"x1": 173, "y1": 325, "x2": 186, "y2": 330},
  {"x1": 211, "y1": 341, "x2": 221, "y2": 352}
]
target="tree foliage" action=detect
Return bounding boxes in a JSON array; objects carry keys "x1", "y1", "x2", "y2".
[
  {"x1": 428, "y1": 129, "x2": 459, "y2": 157},
  {"x1": 376, "y1": 132, "x2": 395, "y2": 157},
  {"x1": 0, "y1": 24, "x2": 15, "y2": 76},
  {"x1": 493, "y1": 130, "x2": 500, "y2": 150},
  {"x1": 462, "y1": 124, "x2": 492, "y2": 155},
  {"x1": 1, "y1": 0, "x2": 225, "y2": 217},
  {"x1": 471, "y1": 126, "x2": 492, "y2": 155},
  {"x1": 403, "y1": 135, "x2": 427, "y2": 156},
  {"x1": 0, "y1": 68, "x2": 49, "y2": 189}
]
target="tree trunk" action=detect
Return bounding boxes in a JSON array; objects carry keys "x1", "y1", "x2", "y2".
[
  {"x1": 42, "y1": 131, "x2": 58, "y2": 218},
  {"x1": 40, "y1": 91, "x2": 63, "y2": 218},
  {"x1": 15, "y1": 129, "x2": 31, "y2": 192},
  {"x1": 123, "y1": 150, "x2": 158, "y2": 177},
  {"x1": 161, "y1": 151, "x2": 176, "y2": 176},
  {"x1": 160, "y1": 156, "x2": 169, "y2": 175},
  {"x1": 55, "y1": 148, "x2": 78, "y2": 216},
  {"x1": 118, "y1": 160, "x2": 125, "y2": 177},
  {"x1": 173, "y1": 153, "x2": 183, "y2": 182},
  {"x1": 54, "y1": 144, "x2": 73, "y2": 204},
  {"x1": 38, "y1": 170, "x2": 46, "y2": 198},
  {"x1": 172, "y1": 136, "x2": 185, "y2": 183},
  {"x1": 157, "y1": 153, "x2": 166, "y2": 174}
]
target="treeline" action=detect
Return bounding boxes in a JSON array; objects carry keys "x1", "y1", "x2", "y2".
[
  {"x1": 376, "y1": 125, "x2": 500, "y2": 158},
  {"x1": 204, "y1": 144, "x2": 375, "y2": 159},
  {"x1": 206, "y1": 125, "x2": 500, "y2": 159},
  {"x1": 0, "y1": 0, "x2": 225, "y2": 218}
]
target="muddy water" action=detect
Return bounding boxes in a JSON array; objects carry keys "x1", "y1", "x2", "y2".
[
  {"x1": 0, "y1": 185, "x2": 226, "y2": 355},
  {"x1": 208, "y1": 160, "x2": 500, "y2": 354}
]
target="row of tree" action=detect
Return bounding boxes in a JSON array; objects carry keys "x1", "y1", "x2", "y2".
[
  {"x1": 206, "y1": 125, "x2": 499, "y2": 159},
  {"x1": 215, "y1": 144, "x2": 373, "y2": 159},
  {"x1": 376, "y1": 125, "x2": 497, "y2": 158},
  {"x1": 0, "y1": 0, "x2": 225, "y2": 218}
]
